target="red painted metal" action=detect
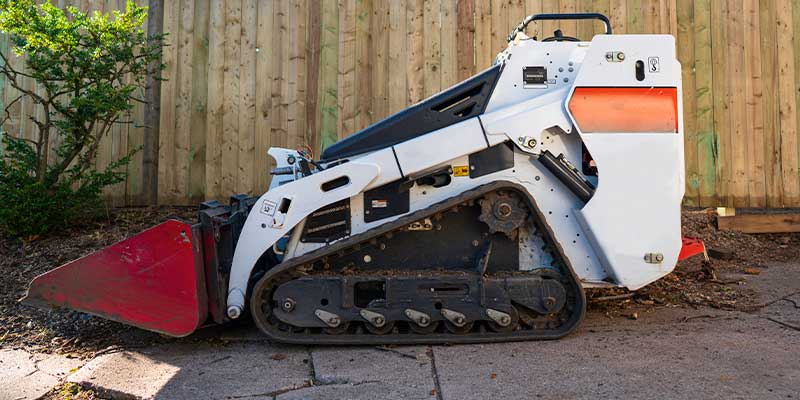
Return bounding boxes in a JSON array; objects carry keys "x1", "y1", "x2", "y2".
[
  {"x1": 23, "y1": 220, "x2": 207, "y2": 337},
  {"x1": 678, "y1": 236, "x2": 706, "y2": 261}
]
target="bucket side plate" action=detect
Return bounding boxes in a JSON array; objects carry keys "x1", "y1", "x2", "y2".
[{"x1": 23, "y1": 219, "x2": 207, "y2": 337}]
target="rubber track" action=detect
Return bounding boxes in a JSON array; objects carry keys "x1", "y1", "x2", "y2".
[{"x1": 250, "y1": 181, "x2": 587, "y2": 344}]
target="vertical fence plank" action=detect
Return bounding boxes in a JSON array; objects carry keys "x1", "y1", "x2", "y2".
[
  {"x1": 441, "y1": 0, "x2": 458, "y2": 89},
  {"x1": 727, "y1": 0, "x2": 747, "y2": 206},
  {"x1": 372, "y1": 2, "x2": 389, "y2": 119},
  {"x1": 539, "y1": 0, "x2": 559, "y2": 36},
  {"x1": 778, "y1": 0, "x2": 800, "y2": 205},
  {"x1": 306, "y1": 0, "x2": 321, "y2": 151},
  {"x1": 255, "y1": 0, "x2": 275, "y2": 193},
  {"x1": 558, "y1": 0, "x2": 578, "y2": 37},
  {"x1": 576, "y1": 0, "x2": 594, "y2": 39},
  {"x1": 318, "y1": 0, "x2": 339, "y2": 149},
  {"x1": 474, "y1": 0, "x2": 493, "y2": 69},
  {"x1": 157, "y1": 0, "x2": 179, "y2": 203},
  {"x1": 424, "y1": 0, "x2": 442, "y2": 97},
  {"x1": 760, "y1": 0, "x2": 782, "y2": 207},
  {"x1": 355, "y1": 0, "x2": 374, "y2": 130},
  {"x1": 457, "y1": 0, "x2": 476, "y2": 79},
  {"x1": 205, "y1": 0, "x2": 225, "y2": 201},
  {"x1": 406, "y1": 0, "x2": 425, "y2": 105},
  {"x1": 339, "y1": 0, "x2": 358, "y2": 137},
  {"x1": 694, "y1": 0, "x2": 716, "y2": 206},
  {"x1": 710, "y1": 0, "x2": 731, "y2": 206},
  {"x1": 238, "y1": 0, "x2": 257, "y2": 196},
  {"x1": 288, "y1": 0, "x2": 308, "y2": 151},
  {"x1": 221, "y1": 0, "x2": 241, "y2": 197},
  {"x1": 744, "y1": 0, "x2": 766, "y2": 207},
  {"x1": 677, "y1": 0, "x2": 697, "y2": 205},
  {"x1": 610, "y1": 0, "x2": 626, "y2": 33},
  {"x1": 186, "y1": 0, "x2": 211, "y2": 204},
  {"x1": 793, "y1": 0, "x2": 800, "y2": 206},
  {"x1": 174, "y1": 0, "x2": 195, "y2": 202},
  {"x1": 627, "y1": 0, "x2": 643, "y2": 33},
  {"x1": 388, "y1": 0, "x2": 408, "y2": 112}
]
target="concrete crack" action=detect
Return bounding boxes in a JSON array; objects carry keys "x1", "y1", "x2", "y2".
[
  {"x1": 373, "y1": 346, "x2": 419, "y2": 360},
  {"x1": 231, "y1": 379, "x2": 386, "y2": 399},
  {"x1": 306, "y1": 347, "x2": 319, "y2": 384},
  {"x1": 781, "y1": 297, "x2": 800, "y2": 309},
  {"x1": 766, "y1": 317, "x2": 800, "y2": 332},
  {"x1": 427, "y1": 346, "x2": 444, "y2": 400}
]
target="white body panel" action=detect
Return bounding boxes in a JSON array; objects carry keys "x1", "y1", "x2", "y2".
[
  {"x1": 568, "y1": 35, "x2": 684, "y2": 289},
  {"x1": 225, "y1": 33, "x2": 684, "y2": 316}
]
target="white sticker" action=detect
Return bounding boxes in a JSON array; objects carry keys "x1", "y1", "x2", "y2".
[
  {"x1": 261, "y1": 200, "x2": 277, "y2": 216},
  {"x1": 648, "y1": 57, "x2": 660, "y2": 73}
]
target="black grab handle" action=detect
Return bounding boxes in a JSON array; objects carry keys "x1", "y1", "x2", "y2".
[{"x1": 507, "y1": 13, "x2": 612, "y2": 42}]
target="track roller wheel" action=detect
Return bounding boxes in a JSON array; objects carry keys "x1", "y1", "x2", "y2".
[
  {"x1": 364, "y1": 321, "x2": 395, "y2": 335},
  {"x1": 408, "y1": 321, "x2": 439, "y2": 334},
  {"x1": 444, "y1": 321, "x2": 474, "y2": 334},
  {"x1": 323, "y1": 322, "x2": 350, "y2": 335},
  {"x1": 486, "y1": 307, "x2": 520, "y2": 333}
]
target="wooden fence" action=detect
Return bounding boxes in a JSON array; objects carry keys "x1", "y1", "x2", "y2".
[{"x1": 2, "y1": 0, "x2": 800, "y2": 208}]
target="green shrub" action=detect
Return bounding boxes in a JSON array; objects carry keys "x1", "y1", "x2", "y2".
[{"x1": 0, "y1": 1, "x2": 164, "y2": 237}]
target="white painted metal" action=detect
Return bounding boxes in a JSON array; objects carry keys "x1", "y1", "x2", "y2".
[
  {"x1": 393, "y1": 118, "x2": 487, "y2": 176},
  {"x1": 225, "y1": 33, "x2": 684, "y2": 318},
  {"x1": 567, "y1": 34, "x2": 684, "y2": 289}
]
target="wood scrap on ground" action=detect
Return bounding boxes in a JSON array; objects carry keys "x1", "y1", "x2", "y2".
[{"x1": 717, "y1": 209, "x2": 800, "y2": 233}]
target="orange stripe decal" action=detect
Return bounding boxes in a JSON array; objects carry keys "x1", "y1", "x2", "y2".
[{"x1": 568, "y1": 87, "x2": 678, "y2": 133}]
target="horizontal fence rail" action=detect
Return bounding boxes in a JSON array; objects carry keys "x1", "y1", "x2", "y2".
[{"x1": 1, "y1": 0, "x2": 799, "y2": 208}]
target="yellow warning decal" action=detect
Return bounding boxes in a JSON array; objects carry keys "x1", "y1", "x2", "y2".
[{"x1": 453, "y1": 166, "x2": 469, "y2": 177}]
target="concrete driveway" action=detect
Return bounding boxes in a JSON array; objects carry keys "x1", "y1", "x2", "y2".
[{"x1": 3, "y1": 263, "x2": 798, "y2": 400}]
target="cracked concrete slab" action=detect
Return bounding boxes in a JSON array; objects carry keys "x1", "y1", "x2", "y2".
[
  {"x1": 0, "y1": 349, "x2": 83, "y2": 400},
  {"x1": 276, "y1": 381, "x2": 433, "y2": 400},
  {"x1": 68, "y1": 341, "x2": 310, "y2": 400},
  {"x1": 433, "y1": 312, "x2": 800, "y2": 400},
  {"x1": 309, "y1": 346, "x2": 435, "y2": 399}
]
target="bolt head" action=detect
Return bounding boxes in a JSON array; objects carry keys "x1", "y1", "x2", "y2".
[
  {"x1": 616, "y1": 52, "x2": 625, "y2": 61},
  {"x1": 227, "y1": 305, "x2": 242, "y2": 319},
  {"x1": 419, "y1": 317, "x2": 430, "y2": 326},
  {"x1": 455, "y1": 316, "x2": 465, "y2": 325},
  {"x1": 374, "y1": 316, "x2": 385, "y2": 326}
]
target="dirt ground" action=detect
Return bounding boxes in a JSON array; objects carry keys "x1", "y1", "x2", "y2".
[{"x1": 1, "y1": 207, "x2": 798, "y2": 361}]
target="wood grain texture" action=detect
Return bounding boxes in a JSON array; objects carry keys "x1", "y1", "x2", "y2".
[
  {"x1": 318, "y1": 0, "x2": 339, "y2": 149},
  {"x1": 717, "y1": 213, "x2": 800, "y2": 234},
  {"x1": 5, "y1": 1, "x2": 800, "y2": 208},
  {"x1": 677, "y1": 0, "x2": 697, "y2": 205},
  {"x1": 777, "y1": 0, "x2": 800, "y2": 205},
  {"x1": 694, "y1": 0, "x2": 716, "y2": 206},
  {"x1": 760, "y1": 0, "x2": 783, "y2": 207},
  {"x1": 457, "y1": 0, "x2": 475, "y2": 80}
]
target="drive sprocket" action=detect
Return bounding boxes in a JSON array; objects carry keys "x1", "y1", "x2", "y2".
[{"x1": 478, "y1": 190, "x2": 528, "y2": 239}]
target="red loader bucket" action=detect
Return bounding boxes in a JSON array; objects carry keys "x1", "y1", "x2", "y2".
[{"x1": 23, "y1": 219, "x2": 208, "y2": 337}]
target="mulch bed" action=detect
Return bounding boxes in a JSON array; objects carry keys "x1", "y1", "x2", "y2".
[
  {"x1": 1, "y1": 206, "x2": 798, "y2": 357},
  {"x1": 0, "y1": 206, "x2": 196, "y2": 358}
]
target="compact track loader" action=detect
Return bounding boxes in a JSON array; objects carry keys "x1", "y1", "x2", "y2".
[{"x1": 25, "y1": 14, "x2": 704, "y2": 344}]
